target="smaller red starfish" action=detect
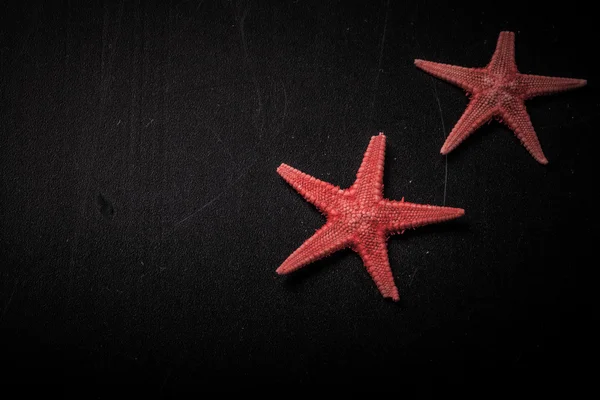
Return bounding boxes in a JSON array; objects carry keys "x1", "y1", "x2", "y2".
[
  {"x1": 415, "y1": 31, "x2": 587, "y2": 164},
  {"x1": 276, "y1": 134, "x2": 464, "y2": 301}
]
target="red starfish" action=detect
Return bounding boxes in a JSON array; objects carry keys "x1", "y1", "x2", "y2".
[
  {"x1": 276, "y1": 134, "x2": 465, "y2": 301},
  {"x1": 415, "y1": 31, "x2": 587, "y2": 164}
]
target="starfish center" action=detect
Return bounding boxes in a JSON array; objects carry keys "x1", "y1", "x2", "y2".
[
  {"x1": 485, "y1": 73, "x2": 519, "y2": 95},
  {"x1": 340, "y1": 200, "x2": 379, "y2": 231}
]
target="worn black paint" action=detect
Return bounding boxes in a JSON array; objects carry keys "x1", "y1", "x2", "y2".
[{"x1": 0, "y1": 0, "x2": 595, "y2": 392}]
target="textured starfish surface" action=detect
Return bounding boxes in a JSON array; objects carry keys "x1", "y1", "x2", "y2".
[
  {"x1": 276, "y1": 134, "x2": 465, "y2": 301},
  {"x1": 415, "y1": 31, "x2": 587, "y2": 164}
]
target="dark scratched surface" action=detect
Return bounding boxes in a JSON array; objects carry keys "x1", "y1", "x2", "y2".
[{"x1": 0, "y1": 0, "x2": 596, "y2": 391}]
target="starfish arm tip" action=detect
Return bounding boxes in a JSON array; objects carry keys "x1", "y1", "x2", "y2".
[
  {"x1": 276, "y1": 163, "x2": 290, "y2": 174},
  {"x1": 275, "y1": 265, "x2": 290, "y2": 275},
  {"x1": 538, "y1": 156, "x2": 549, "y2": 165},
  {"x1": 497, "y1": 31, "x2": 515, "y2": 43},
  {"x1": 414, "y1": 59, "x2": 427, "y2": 69},
  {"x1": 438, "y1": 207, "x2": 465, "y2": 221},
  {"x1": 379, "y1": 285, "x2": 400, "y2": 301},
  {"x1": 436, "y1": 206, "x2": 465, "y2": 221}
]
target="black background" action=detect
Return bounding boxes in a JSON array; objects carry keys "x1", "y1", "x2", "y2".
[{"x1": 1, "y1": 0, "x2": 595, "y2": 392}]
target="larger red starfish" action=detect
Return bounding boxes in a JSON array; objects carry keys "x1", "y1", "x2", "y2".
[
  {"x1": 415, "y1": 31, "x2": 587, "y2": 164},
  {"x1": 276, "y1": 134, "x2": 465, "y2": 301}
]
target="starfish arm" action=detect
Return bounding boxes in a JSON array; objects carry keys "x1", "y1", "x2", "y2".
[
  {"x1": 488, "y1": 31, "x2": 517, "y2": 74},
  {"x1": 350, "y1": 134, "x2": 386, "y2": 204},
  {"x1": 278, "y1": 163, "x2": 344, "y2": 213},
  {"x1": 440, "y1": 92, "x2": 498, "y2": 155},
  {"x1": 499, "y1": 99, "x2": 548, "y2": 164},
  {"x1": 379, "y1": 200, "x2": 465, "y2": 233},
  {"x1": 414, "y1": 59, "x2": 487, "y2": 93},
  {"x1": 517, "y1": 73, "x2": 587, "y2": 99},
  {"x1": 354, "y1": 234, "x2": 399, "y2": 301},
  {"x1": 276, "y1": 220, "x2": 352, "y2": 275}
]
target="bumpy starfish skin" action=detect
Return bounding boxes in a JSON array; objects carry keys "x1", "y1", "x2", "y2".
[
  {"x1": 277, "y1": 134, "x2": 464, "y2": 301},
  {"x1": 415, "y1": 31, "x2": 587, "y2": 164}
]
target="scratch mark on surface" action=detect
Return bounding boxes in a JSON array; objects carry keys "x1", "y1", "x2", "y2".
[
  {"x1": 431, "y1": 79, "x2": 448, "y2": 205},
  {"x1": 71, "y1": 1, "x2": 123, "y2": 273},
  {"x1": 99, "y1": 0, "x2": 124, "y2": 112},
  {"x1": 281, "y1": 80, "x2": 288, "y2": 130},
  {"x1": 160, "y1": 366, "x2": 173, "y2": 393},
  {"x1": 342, "y1": 96, "x2": 350, "y2": 135},
  {"x1": 235, "y1": 2, "x2": 264, "y2": 136},
  {"x1": 408, "y1": 266, "x2": 421, "y2": 287},
  {"x1": 370, "y1": 0, "x2": 390, "y2": 115},
  {"x1": 0, "y1": 279, "x2": 18, "y2": 323},
  {"x1": 275, "y1": 79, "x2": 288, "y2": 136},
  {"x1": 410, "y1": 4, "x2": 448, "y2": 205},
  {"x1": 12, "y1": 2, "x2": 43, "y2": 65},
  {"x1": 167, "y1": 158, "x2": 258, "y2": 235},
  {"x1": 213, "y1": 126, "x2": 237, "y2": 168},
  {"x1": 160, "y1": 3, "x2": 175, "y2": 241},
  {"x1": 538, "y1": 116, "x2": 592, "y2": 130},
  {"x1": 174, "y1": 0, "x2": 206, "y2": 36}
]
